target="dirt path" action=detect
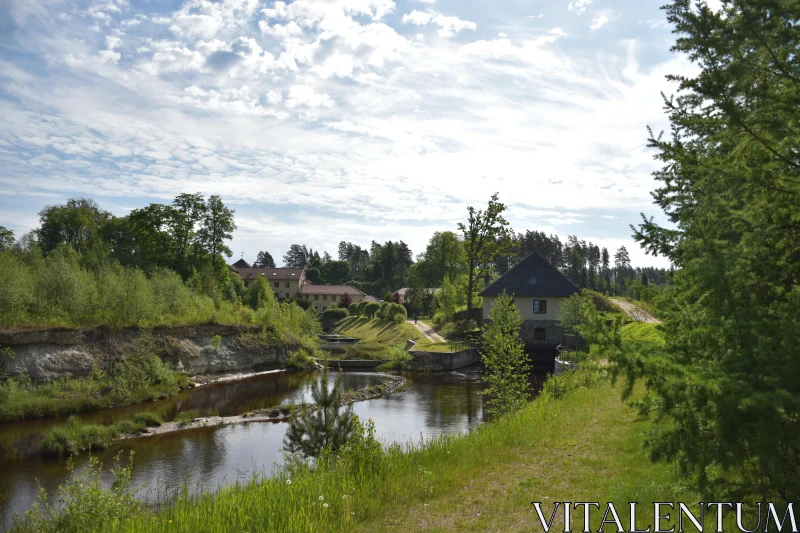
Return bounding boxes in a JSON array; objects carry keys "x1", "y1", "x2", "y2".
[
  {"x1": 407, "y1": 320, "x2": 446, "y2": 343},
  {"x1": 610, "y1": 298, "x2": 662, "y2": 324}
]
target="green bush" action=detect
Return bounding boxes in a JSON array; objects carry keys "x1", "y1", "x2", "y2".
[
  {"x1": 377, "y1": 345, "x2": 413, "y2": 370},
  {"x1": 13, "y1": 453, "x2": 140, "y2": 533},
  {"x1": 322, "y1": 307, "x2": 349, "y2": 320},
  {"x1": 376, "y1": 302, "x2": 390, "y2": 319},
  {"x1": 356, "y1": 301, "x2": 367, "y2": 317},
  {"x1": 364, "y1": 302, "x2": 380, "y2": 318},
  {"x1": 348, "y1": 303, "x2": 359, "y2": 316}
]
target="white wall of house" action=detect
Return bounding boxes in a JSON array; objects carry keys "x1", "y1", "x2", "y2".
[{"x1": 482, "y1": 296, "x2": 564, "y2": 321}]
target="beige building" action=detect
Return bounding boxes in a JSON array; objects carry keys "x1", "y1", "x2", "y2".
[
  {"x1": 228, "y1": 265, "x2": 307, "y2": 300},
  {"x1": 300, "y1": 285, "x2": 367, "y2": 314},
  {"x1": 479, "y1": 253, "x2": 579, "y2": 346}
]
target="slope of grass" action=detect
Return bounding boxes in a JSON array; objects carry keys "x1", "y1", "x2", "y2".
[
  {"x1": 333, "y1": 317, "x2": 422, "y2": 347},
  {"x1": 620, "y1": 322, "x2": 665, "y2": 345}
]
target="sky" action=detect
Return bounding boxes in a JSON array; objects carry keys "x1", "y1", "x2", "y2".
[{"x1": 0, "y1": 0, "x2": 716, "y2": 268}]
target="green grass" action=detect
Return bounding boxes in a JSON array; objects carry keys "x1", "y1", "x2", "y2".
[
  {"x1": 0, "y1": 375, "x2": 184, "y2": 423},
  {"x1": 17, "y1": 367, "x2": 726, "y2": 533},
  {"x1": 175, "y1": 410, "x2": 201, "y2": 427},
  {"x1": 40, "y1": 412, "x2": 163, "y2": 457},
  {"x1": 410, "y1": 341, "x2": 461, "y2": 353},
  {"x1": 620, "y1": 322, "x2": 665, "y2": 345},
  {"x1": 333, "y1": 317, "x2": 422, "y2": 347}
]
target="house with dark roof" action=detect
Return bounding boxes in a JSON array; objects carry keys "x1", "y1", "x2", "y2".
[
  {"x1": 479, "y1": 253, "x2": 580, "y2": 347},
  {"x1": 232, "y1": 258, "x2": 251, "y2": 269}
]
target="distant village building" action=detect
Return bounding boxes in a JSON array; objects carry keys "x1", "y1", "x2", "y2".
[
  {"x1": 479, "y1": 253, "x2": 579, "y2": 348},
  {"x1": 300, "y1": 285, "x2": 367, "y2": 313},
  {"x1": 228, "y1": 263, "x2": 366, "y2": 312}
]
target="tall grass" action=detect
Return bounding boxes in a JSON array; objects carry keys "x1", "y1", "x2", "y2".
[{"x1": 41, "y1": 412, "x2": 163, "y2": 457}]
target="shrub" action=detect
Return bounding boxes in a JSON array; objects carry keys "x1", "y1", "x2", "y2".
[
  {"x1": 364, "y1": 302, "x2": 380, "y2": 318},
  {"x1": 356, "y1": 301, "x2": 367, "y2": 317},
  {"x1": 377, "y1": 302, "x2": 390, "y2": 319},
  {"x1": 13, "y1": 453, "x2": 140, "y2": 533},
  {"x1": 377, "y1": 345, "x2": 412, "y2": 371},
  {"x1": 322, "y1": 307, "x2": 349, "y2": 320},
  {"x1": 348, "y1": 303, "x2": 358, "y2": 316}
]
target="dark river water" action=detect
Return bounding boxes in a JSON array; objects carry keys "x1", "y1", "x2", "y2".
[{"x1": 0, "y1": 367, "x2": 547, "y2": 526}]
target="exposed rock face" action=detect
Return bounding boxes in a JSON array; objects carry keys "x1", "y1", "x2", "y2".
[{"x1": 0, "y1": 324, "x2": 297, "y2": 382}]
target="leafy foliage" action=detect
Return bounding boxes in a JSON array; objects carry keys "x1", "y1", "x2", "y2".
[
  {"x1": 458, "y1": 193, "x2": 512, "y2": 318},
  {"x1": 480, "y1": 292, "x2": 530, "y2": 417}
]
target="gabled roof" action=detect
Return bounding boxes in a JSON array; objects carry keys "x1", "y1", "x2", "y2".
[
  {"x1": 232, "y1": 268, "x2": 305, "y2": 281},
  {"x1": 232, "y1": 258, "x2": 251, "y2": 268},
  {"x1": 300, "y1": 284, "x2": 366, "y2": 296},
  {"x1": 479, "y1": 253, "x2": 579, "y2": 298}
]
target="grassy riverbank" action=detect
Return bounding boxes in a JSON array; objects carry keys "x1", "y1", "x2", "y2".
[
  {"x1": 13, "y1": 367, "x2": 711, "y2": 533},
  {"x1": 41, "y1": 412, "x2": 164, "y2": 457}
]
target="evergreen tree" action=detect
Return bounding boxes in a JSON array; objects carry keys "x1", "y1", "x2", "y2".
[
  {"x1": 623, "y1": 0, "x2": 800, "y2": 500},
  {"x1": 283, "y1": 244, "x2": 309, "y2": 268},
  {"x1": 283, "y1": 368, "x2": 356, "y2": 458},
  {"x1": 253, "y1": 250, "x2": 276, "y2": 268},
  {"x1": 481, "y1": 291, "x2": 530, "y2": 417}
]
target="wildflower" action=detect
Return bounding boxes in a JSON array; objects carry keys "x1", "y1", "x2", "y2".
[
  {"x1": 342, "y1": 495, "x2": 349, "y2": 499},
  {"x1": 169, "y1": 520, "x2": 173, "y2": 524},
  {"x1": 318, "y1": 495, "x2": 324, "y2": 501},
  {"x1": 323, "y1": 503, "x2": 329, "y2": 508},
  {"x1": 286, "y1": 479, "x2": 292, "y2": 485}
]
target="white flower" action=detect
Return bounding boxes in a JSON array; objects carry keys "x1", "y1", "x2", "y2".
[
  {"x1": 318, "y1": 495, "x2": 324, "y2": 501},
  {"x1": 342, "y1": 495, "x2": 349, "y2": 499},
  {"x1": 286, "y1": 479, "x2": 292, "y2": 485},
  {"x1": 323, "y1": 503, "x2": 329, "y2": 508}
]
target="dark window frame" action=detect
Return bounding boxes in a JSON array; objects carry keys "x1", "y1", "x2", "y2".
[{"x1": 532, "y1": 300, "x2": 547, "y2": 314}]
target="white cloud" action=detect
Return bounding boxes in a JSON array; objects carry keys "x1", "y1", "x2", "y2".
[
  {"x1": 568, "y1": 0, "x2": 591, "y2": 15},
  {"x1": 285, "y1": 85, "x2": 335, "y2": 108},
  {"x1": 402, "y1": 10, "x2": 477, "y2": 37},
  {"x1": 590, "y1": 14, "x2": 610, "y2": 30}
]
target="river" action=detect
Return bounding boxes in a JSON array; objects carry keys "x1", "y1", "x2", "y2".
[{"x1": 0, "y1": 367, "x2": 547, "y2": 526}]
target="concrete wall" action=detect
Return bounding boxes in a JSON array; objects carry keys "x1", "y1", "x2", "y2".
[
  {"x1": 410, "y1": 349, "x2": 481, "y2": 371},
  {"x1": 482, "y1": 296, "x2": 564, "y2": 321}
]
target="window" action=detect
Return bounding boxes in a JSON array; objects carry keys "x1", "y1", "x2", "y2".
[
  {"x1": 533, "y1": 328, "x2": 546, "y2": 341},
  {"x1": 314, "y1": 295, "x2": 319, "y2": 301},
  {"x1": 285, "y1": 293, "x2": 290, "y2": 298},
  {"x1": 323, "y1": 295, "x2": 328, "y2": 301},
  {"x1": 532, "y1": 300, "x2": 547, "y2": 314},
  {"x1": 273, "y1": 282, "x2": 279, "y2": 288},
  {"x1": 529, "y1": 277, "x2": 536, "y2": 285},
  {"x1": 284, "y1": 282, "x2": 289, "y2": 288}
]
